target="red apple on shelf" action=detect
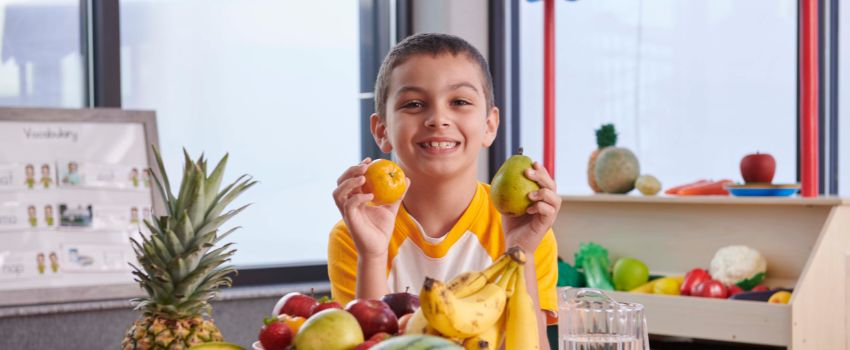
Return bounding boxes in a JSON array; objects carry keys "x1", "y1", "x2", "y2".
[
  {"x1": 381, "y1": 287, "x2": 420, "y2": 318},
  {"x1": 311, "y1": 296, "x2": 343, "y2": 316},
  {"x1": 696, "y1": 280, "x2": 729, "y2": 299},
  {"x1": 740, "y1": 152, "x2": 776, "y2": 183},
  {"x1": 273, "y1": 292, "x2": 318, "y2": 319},
  {"x1": 259, "y1": 317, "x2": 293, "y2": 350},
  {"x1": 345, "y1": 299, "x2": 399, "y2": 339}
]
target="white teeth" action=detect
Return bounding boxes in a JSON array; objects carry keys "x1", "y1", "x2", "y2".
[{"x1": 424, "y1": 141, "x2": 457, "y2": 149}]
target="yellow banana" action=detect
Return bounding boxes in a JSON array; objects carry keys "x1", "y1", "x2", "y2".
[
  {"x1": 404, "y1": 308, "x2": 441, "y2": 336},
  {"x1": 463, "y1": 313, "x2": 504, "y2": 350},
  {"x1": 448, "y1": 248, "x2": 515, "y2": 297},
  {"x1": 504, "y1": 251, "x2": 539, "y2": 350},
  {"x1": 420, "y1": 277, "x2": 507, "y2": 339}
]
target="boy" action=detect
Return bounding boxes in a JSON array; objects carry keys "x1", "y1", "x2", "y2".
[{"x1": 329, "y1": 33, "x2": 560, "y2": 348}]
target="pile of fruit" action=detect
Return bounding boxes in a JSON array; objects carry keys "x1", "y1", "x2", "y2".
[
  {"x1": 586, "y1": 124, "x2": 661, "y2": 196},
  {"x1": 258, "y1": 247, "x2": 537, "y2": 350}
]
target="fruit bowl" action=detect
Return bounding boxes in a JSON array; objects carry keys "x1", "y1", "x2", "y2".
[
  {"x1": 725, "y1": 183, "x2": 800, "y2": 197},
  {"x1": 251, "y1": 341, "x2": 263, "y2": 350}
]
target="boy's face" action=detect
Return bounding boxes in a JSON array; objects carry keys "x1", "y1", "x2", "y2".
[{"x1": 372, "y1": 53, "x2": 499, "y2": 180}]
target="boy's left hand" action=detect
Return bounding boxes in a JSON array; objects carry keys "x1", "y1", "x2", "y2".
[{"x1": 503, "y1": 162, "x2": 561, "y2": 253}]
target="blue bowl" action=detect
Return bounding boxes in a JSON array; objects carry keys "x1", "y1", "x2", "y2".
[{"x1": 726, "y1": 184, "x2": 800, "y2": 197}]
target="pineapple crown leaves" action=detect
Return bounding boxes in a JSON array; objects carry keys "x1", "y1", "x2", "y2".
[
  {"x1": 595, "y1": 123, "x2": 617, "y2": 149},
  {"x1": 130, "y1": 146, "x2": 256, "y2": 319}
]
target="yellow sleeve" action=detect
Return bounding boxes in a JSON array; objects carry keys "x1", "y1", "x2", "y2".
[
  {"x1": 327, "y1": 220, "x2": 359, "y2": 307},
  {"x1": 533, "y1": 228, "x2": 559, "y2": 325}
]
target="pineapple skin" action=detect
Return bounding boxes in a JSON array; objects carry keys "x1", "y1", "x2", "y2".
[{"x1": 122, "y1": 316, "x2": 223, "y2": 350}]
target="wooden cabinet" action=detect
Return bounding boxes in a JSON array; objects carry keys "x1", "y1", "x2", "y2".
[{"x1": 553, "y1": 195, "x2": 850, "y2": 349}]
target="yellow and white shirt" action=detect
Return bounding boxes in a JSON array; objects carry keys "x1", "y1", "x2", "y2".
[{"x1": 327, "y1": 182, "x2": 558, "y2": 322}]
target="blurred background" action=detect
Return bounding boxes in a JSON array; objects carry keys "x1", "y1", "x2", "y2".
[{"x1": 1, "y1": 0, "x2": 846, "y2": 348}]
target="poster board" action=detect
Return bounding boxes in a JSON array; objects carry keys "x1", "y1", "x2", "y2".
[{"x1": 0, "y1": 107, "x2": 160, "y2": 306}]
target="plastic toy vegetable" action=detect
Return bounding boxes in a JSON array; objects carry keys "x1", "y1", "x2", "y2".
[
  {"x1": 709, "y1": 245, "x2": 767, "y2": 290},
  {"x1": 574, "y1": 242, "x2": 614, "y2": 290}
]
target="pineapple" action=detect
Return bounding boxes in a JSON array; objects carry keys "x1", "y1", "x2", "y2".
[
  {"x1": 123, "y1": 148, "x2": 255, "y2": 350},
  {"x1": 587, "y1": 123, "x2": 617, "y2": 193}
]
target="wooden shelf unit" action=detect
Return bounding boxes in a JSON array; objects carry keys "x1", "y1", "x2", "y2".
[{"x1": 553, "y1": 195, "x2": 850, "y2": 349}]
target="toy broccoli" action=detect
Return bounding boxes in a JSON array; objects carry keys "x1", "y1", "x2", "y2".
[
  {"x1": 574, "y1": 242, "x2": 614, "y2": 290},
  {"x1": 557, "y1": 258, "x2": 586, "y2": 288}
]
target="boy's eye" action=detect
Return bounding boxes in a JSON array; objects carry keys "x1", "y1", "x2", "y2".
[
  {"x1": 452, "y1": 99, "x2": 472, "y2": 106},
  {"x1": 402, "y1": 101, "x2": 424, "y2": 109}
]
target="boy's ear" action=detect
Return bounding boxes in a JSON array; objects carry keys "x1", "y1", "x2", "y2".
[
  {"x1": 482, "y1": 106, "x2": 500, "y2": 147},
  {"x1": 370, "y1": 113, "x2": 394, "y2": 153}
]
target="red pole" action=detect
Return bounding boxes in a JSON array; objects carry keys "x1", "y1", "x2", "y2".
[
  {"x1": 543, "y1": 0, "x2": 555, "y2": 177},
  {"x1": 800, "y1": 0, "x2": 819, "y2": 197}
]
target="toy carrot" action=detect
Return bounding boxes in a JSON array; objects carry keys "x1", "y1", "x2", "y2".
[
  {"x1": 677, "y1": 179, "x2": 733, "y2": 196},
  {"x1": 665, "y1": 179, "x2": 709, "y2": 195}
]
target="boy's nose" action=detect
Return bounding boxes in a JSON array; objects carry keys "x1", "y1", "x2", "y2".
[{"x1": 425, "y1": 113, "x2": 451, "y2": 128}]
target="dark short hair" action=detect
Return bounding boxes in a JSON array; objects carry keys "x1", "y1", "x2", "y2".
[{"x1": 374, "y1": 33, "x2": 494, "y2": 119}]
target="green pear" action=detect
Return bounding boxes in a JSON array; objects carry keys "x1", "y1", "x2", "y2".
[{"x1": 490, "y1": 148, "x2": 540, "y2": 217}]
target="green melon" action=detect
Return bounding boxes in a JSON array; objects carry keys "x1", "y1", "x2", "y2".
[
  {"x1": 371, "y1": 335, "x2": 463, "y2": 350},
  {"x1": 593, "y1": 147, "x2": 640, "y2": 194}
]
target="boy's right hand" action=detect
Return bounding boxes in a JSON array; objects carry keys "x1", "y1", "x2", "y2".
[{"x1": 333, "y1": 158, "x2": 409, "y2": 259}]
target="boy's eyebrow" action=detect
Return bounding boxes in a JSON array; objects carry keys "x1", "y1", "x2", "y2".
[
  {"x1": 447, "y1": 82, "x2": 479, "y2": 93},
  {"x1": 394, "y1": 82, "x2": 480, "y2": 98},
  {"x1": 395, "y1": 85, "x2": 426, "y2": 97}
]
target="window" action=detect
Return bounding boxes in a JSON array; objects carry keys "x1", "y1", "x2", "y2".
[
  {"x1": 120, "y1": 0, "x2": 360, "y2": 266},
  {"x1": 0, "y1": 0, "x2": 85, "y2": 107},
  {"x1": 519, "y1": 0, "x2": 797, "y2": 194}
]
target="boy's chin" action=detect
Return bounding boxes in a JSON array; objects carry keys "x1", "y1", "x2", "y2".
[{"x1": 412, "y1": 161, "x2": 474, "y2": 180}]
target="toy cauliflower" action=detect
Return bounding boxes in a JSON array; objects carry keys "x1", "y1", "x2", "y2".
[
  {"x1": 574, "y1": 242, "x2": 614, "y2": 290},
  {"x1": 709, "y1": 245, "x2": 767, "y2": 290}
]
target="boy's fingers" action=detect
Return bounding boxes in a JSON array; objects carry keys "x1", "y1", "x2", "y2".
[
  {"x1": 527, "y1": 201, "x2": 556, "y2": 217},
  {"x1": 526, "y1": 162, "x2": 556, "y2": 191},
  {"x1": 334, "y1": 176, "x2": 366, "y2": 207},
  {"x1": 344, "y1": 193, "x2": 373, "y2": 214},
  {"x1": 337, "y1": 161, "x2": 370, "y2": 185},
  {"x1": 530, "y1": 188, "x2": 561, "y2": 208}
]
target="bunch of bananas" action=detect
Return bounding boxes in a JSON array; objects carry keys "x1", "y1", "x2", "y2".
[{"x1": 406, "y1": 247, "x2": 539, "y2": 350}]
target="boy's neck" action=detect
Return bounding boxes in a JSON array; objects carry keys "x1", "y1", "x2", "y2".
[{"x1": 403, "y1": 174, "x2": 479, "y2": 240}]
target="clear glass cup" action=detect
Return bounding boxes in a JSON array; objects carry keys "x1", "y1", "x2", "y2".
[{"x1": 558, "y1": 287, "x2": 650, "y2": 350}]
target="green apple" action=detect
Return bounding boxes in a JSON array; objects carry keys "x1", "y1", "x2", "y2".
[
  {"x1": 612, "y1": 257, "x2": 649, "y2": 291},
  {"x1": 295, "y1": 309, "x2": 364, "y2": 350}
]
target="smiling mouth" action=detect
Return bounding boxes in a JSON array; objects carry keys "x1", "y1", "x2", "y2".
[{"x1": 418, "y1": 141, "x2": 460, "y2": 150}]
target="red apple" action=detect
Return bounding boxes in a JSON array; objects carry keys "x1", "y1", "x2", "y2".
[
  {"x1": 740, "y1": 152, "x2": 776, "y2": 183},
  {"x1": 353, "y1": 333, "x2": 391, "y2": 350},
  {"x1": 311, "y1": 296, "x2": 343, "y2": 316},
  {"x1": 681, "y1": 268, "x2": 711, "y2": 296},
  {"x1": 345, "y1": 299, "x2": 399, "y2": 339},
  {"x1": 696, "y1": 280, "x2": 729, "y2": 299},
  {"x1": 259, "y1": 317, "x2": 293, "y2": 350},
  {"x1": 273, "y1": 292, "x2": 317, "y2": 319},
  {"x1": 380, "y1": 288, "x2": 420, "y2": 318}
]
